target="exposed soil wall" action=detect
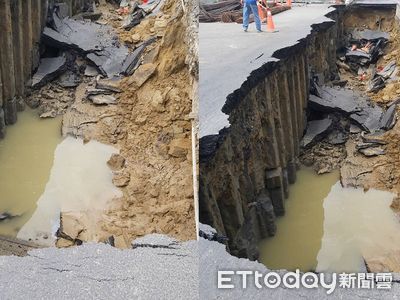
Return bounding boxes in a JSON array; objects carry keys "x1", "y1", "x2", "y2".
[{"x1": 199, "y1": 7, "x2": 346, "y2": 260}]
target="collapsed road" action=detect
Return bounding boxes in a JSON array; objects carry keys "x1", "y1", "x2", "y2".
[
  {"x1": 199, "y1": 0, "x2": 400, "y2": 273},
  {"x1": 0, "y1": 0, "x2": 197, "y2": 251},
  {"x1": 1, "y1": 230, "x2": 400, "y2": 299}
]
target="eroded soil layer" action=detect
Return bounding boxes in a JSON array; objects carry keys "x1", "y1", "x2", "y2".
[
  {"x1": 0, "y1": 0, "x2": 198, "y2": 248},
  {"x1": 55, "y1": 0, "x2": 198, "y2": 246}
]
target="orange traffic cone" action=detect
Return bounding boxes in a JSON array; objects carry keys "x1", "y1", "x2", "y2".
[
  {"x1": 266, "y1": 8, "x2": 278, "y2": 33},
  {"x1": 258, "y1": 5, "x2": 266, "y2": 23}
]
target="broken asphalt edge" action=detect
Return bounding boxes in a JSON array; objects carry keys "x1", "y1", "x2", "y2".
[{"x1": 199, "y1": 6, "x2": 341, "y2": 163}]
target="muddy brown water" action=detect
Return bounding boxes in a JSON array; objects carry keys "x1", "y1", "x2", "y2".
[
  {"x1": 17, "y1": 136, "x2": 122, "y2": 245},
  {"x1": 259, "y1": 168, "x2": 339, "y2": 272},
  {"x1": 0, "y1": 109, "x2": 62, "y2": 237},
  {"x1": 0, "y1": 108, "x2": 122, "y2": 245},
  {"x1": 259, "y1": 167, "x2": 400, "y2": 273},
  {"x1": 317, "y1": 183, "x2": 399, "y2": 273}
]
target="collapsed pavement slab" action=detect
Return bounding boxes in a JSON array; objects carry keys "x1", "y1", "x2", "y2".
[
  {"x1": 310, "y1": 86, "x2": 386, "y2": 133},
  {"x1": 310, "y1": 86, "x2": 365, "y2": 115},
  {"x1": 349, "y1": 105, "x2": 383, "y2": 132},
  {"x1": 43, "y1": 12, "x2": 131, "y2": 78}
]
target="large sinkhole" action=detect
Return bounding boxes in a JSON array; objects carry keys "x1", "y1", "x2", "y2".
[
  {"x1": 259, "y1": 4, "x2": 400, "y2": 273},
  {"x1": 199, "y1": 2, "x2": 400, "y2": 274}
]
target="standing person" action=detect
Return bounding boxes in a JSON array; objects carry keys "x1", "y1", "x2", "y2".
[{"x1": 241, "y1": 0, "x2": 262, "y2": 32}]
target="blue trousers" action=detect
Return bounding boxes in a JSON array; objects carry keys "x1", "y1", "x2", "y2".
[{"x1": 243, "y1": 2, "x2": 261, "y2": 31}]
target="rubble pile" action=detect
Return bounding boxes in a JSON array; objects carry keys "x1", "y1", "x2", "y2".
[
  {"x1": 32, "y1": 0, "x2": 197, "y2": 247},
  {"x1": 29, "y1": 1, "x2": 160, "y2": 118},
  {"x1": 300, "y1": 80, "x2": 398, "y2": 174},
  {"x1": 338, "y1": 29, "x2": 398, "y2": 93},
  {"x1": 302, "y1": 22, "x2": 400, "y2": 201}
]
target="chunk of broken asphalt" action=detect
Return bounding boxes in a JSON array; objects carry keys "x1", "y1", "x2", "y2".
[
  {"x1": 43, "y1": 11, "x2": 130, "y2": 78},
  {"x1": 309, "y1": 86, "x2": 360, "y2": 114},
  {"x1": 380, "y1": 104, "x2": 397, "y2": 130},
  {"x1": 301, "y1": 118, "x2": 333, "y2": 148},
  {"x1": 121, "y1": 37, "x2": 157, "y2": 76},
  {"x1": 86, "y1": 46, "x2": 129, "y2": 78},
  {"x1": 349, "y1": 105, "x2": 383, "y2": 133},
  {"x1": 32, "y1": 56, "x2": 67, "y2": 88},
  {"x1": 310, "y1": 86, "x2": 385, "y2": 133}
]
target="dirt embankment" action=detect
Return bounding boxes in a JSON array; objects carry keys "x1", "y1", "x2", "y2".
[
  {"x1": 302, "y1": 8, "x2": 400, "y2": 212},
  {"x1": 104, "y1": 0, "x2": 197, "y2": 245},
  {"x1": 348, "y1": 26, "x2": 400, "y2": 209},
  {"x1": 28, "y1": 0, "x2": 197, "y2": 247},
  {"x1": 342, "y1": 25, "x2": 400, "y2": 206}
]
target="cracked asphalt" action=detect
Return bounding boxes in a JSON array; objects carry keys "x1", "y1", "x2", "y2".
[
  {"x1": 0, "y1": 234, "x2": 198, "y2": 300},
  {"x1": 1, "y1": 232, "x2": 400, "y2": 299},
  {"x1": 199, "y1": 4, "x2": 335, "y2": 137}
]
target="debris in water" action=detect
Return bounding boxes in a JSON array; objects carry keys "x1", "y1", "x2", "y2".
[
  {"x1": 0, "y1": 212, "x2": 18, "y2": 222},
  {"x1": 17, "y1": 137, "x2": 122, "y2": 246}
]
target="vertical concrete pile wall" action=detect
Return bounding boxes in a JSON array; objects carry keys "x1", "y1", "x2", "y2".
[
  {"x1": 199, "y1": 9, "x2": 344, "y2": 260},
  {"x1": 0, "y1": 0, "x2": 88, "y2": 139},
  {"x1": 0, "y1": 0, "x2": 48, "y2": 138}
]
